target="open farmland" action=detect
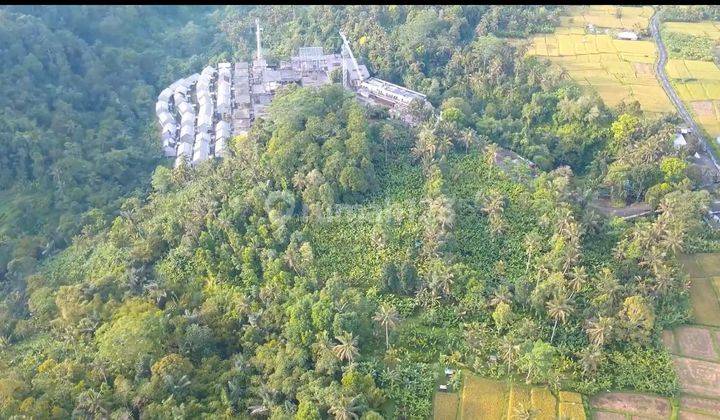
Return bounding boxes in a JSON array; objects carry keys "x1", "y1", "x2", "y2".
[
  {"x1": 528, "y1": 6, "x2": 674, "y2": 114},
  {"x1": 663, "y1": 21, "x2": 720, "y2": 40},
  {"x1": 561, "y1": 5, "x2": 654, "y2": 30},
  {"x1": 433, "y1": 373, "x2": 585, "y2": 419},
  {"x1": 662, "y1": 21, "x2": 720, "y2": 138}
]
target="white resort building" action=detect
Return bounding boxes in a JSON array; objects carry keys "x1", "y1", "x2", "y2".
[{"x1": 156, "y1": 19, "x2": 433, "y2": 167}]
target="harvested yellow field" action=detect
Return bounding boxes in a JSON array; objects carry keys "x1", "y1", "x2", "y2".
[
  {"x1": 527, "y1": 6, "x2": 674, "y2": 114},
  {"x1": 507, "y1": 384, "x2": 531, "y2": 420},
  {"x1": 460, "y1": 375, "x2": 509, "y2": 420},
  {"x1": 565, "y1": 5, "x2": 653, "y2": 30},
  {"x1": 559, "y1": 401, "x2": 587, "y2": 420},
  {"x1": 530, "y1": 386, "x2": 558, "y2": 420},
  {"x1": 666, "y1": 59, "x2": 720, "y2": 137},
  {"x1": 434, "y1": 392, "x2": 459, "y2": 420},
  {"x1": 559, "y1": 391, "x2": 584, "y2": 404}
]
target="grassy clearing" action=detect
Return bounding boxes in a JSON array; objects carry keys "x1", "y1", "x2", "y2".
[{"x1": 689, "y1": 278, "x2": 720, "y2": 327}]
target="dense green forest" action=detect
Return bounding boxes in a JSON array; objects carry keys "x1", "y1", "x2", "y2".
[
  {"x1": 0, "y1": 5, "x2": 717, "y2": 419},
  {"x1": 0, "y1": 5, "x2": 227, "y2": 290}
]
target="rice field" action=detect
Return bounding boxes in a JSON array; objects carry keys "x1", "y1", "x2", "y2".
[
  {"x1": 433, "y1": 391, "x2": 459, "y2": 420},
  {"x1": 527, "y1": 6, "x2": 674, "y2": 114},
  {"x1": 661, "y1": 21, "x2": 720, "y2": 138},
  {"x1": 435, "y1": 373, "x2": 585, "y2": 419}
]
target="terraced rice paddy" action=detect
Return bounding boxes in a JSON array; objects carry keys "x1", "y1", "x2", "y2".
[
  {"x1": 433, "y1": 374, "x2": 584, "y2": 419},
  {"x1": 527, "y1": 6, "x2": 674, "y2": 114},
  {"x1": 433, "y1": 392, "x2": 459, "y2": 420}
]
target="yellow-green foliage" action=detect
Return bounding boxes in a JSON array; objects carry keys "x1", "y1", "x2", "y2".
[
  {"x1": 530, "y1": 387, "x2": 558, "y2": 420},
  {"x1": 460, "y1": 374, "x2": 509, "y2": 420}
]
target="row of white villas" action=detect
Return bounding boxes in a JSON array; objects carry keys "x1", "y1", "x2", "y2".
[{"x1": 156, "y1": 20, "x2": 432, "y2": 167}]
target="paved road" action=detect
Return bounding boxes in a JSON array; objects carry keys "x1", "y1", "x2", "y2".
[{"x1": 650, "y1": 12, "x2": 720, "y2": 173}]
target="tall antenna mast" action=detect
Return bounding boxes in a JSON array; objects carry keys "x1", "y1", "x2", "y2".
[
  {"x1": 339, "y1": 31, "x2": 364, "y2": 86},
  {"x1": 255, "y1": 18, "x2": 263, "y2": 62}
]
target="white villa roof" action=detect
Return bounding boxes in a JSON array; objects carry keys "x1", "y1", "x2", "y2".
[
  {"x1": 156, "y1": 101, "x2": 169, "y2": 114},
  {"x1": 216, "y1": 120, "x2": 232, "y2": 138},
  {"x1": 158, "y1": 111, "x2": 174, "y2": 125},
  {"x1": 161, "y1": 122, "x2": 177, "y2": 134},
  {"x1": 180, "y1": 124, "x2": 195, "y2": 141}
]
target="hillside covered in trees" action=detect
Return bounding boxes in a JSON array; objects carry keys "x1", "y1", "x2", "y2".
[{"x1": 1, "y1": 5, "x2": 718, "y2": 419}]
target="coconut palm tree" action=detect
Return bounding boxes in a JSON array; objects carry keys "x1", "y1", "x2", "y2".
[
  {"x1": 547, "y1": 294, "x2": 573, "y2": 343},
  {"x1": 523, "y1": 232, "x2": 543, "y2": 273},
  {"x1": 577, "y1": 346, "x2": 603, "y2": 376},
  {"x1": 499, "y1": 335, "x2": 521, "y2": 376},
  {"x1": 328, "y1": 395, "x2": 361, "y2": 420},
  {"x1": 489, "y1": 284, "x2": 513, "y2": 307},
  {"x1": 568, "y1": 266, "x2": 587, "y2": 298},
  {"x1": 332, "y1": 331, "x2": 360, "y2": 364},
  {"x1": 73, "y1": 389, "x2": 108, "y2": 419},
  {"x1": 460, "y1": 128, "x2": 477, "y2": 152},
  {"x1": 585, "y1": 317, "x2": 614, "y2": 347},
  {"x1": 373, "y1": 303, "x2": 400, "y2": 349},
  {"x1": 248, "y1": 386, "x2": 275, "y2": 417},
  {"x1": 485, "y1": 143, "x2": 500, "y2": 166}
]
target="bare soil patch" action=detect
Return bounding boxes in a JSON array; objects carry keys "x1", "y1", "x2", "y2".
[
  {"x1": 590, "y1": 393, "x2": 671, "y2": 417},
  {"x1": 674, "y1": 326, "x2": 719, "y2": 361},
  {"x1": 633, "y1": 62, "x2": 653, "y2": 75},
  {"x1": 593, "y1": 411, "x2": 626, "y2": 420},
  {"x1": 673, "y1": 357, "x2": 720, "y2": 398},
  {"x1": 691, "y1": 101, "x2": 715, "y2": 117},
  {"x1": 678, "y1": 411, "x2": 720, "y2": 419},
  {"x1": 680, "y1": 395, "x2": 720, "y2": 417}
]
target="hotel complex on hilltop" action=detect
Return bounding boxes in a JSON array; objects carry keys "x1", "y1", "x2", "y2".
[{"x1": 155, "y1": 19, "x2": 432, "y2": 168}]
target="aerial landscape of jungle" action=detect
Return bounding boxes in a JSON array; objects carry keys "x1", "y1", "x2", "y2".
[{"x1": 2, "y1": 5, "x2": 720, "y2": 419}]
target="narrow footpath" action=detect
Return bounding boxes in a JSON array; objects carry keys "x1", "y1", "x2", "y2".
[{"x1": 650, "y1": 12, "x2": 720, "y2": 173}]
